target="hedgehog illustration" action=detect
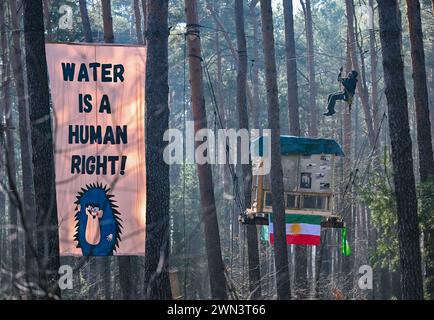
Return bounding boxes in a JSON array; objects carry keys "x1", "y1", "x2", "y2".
[{"x1": 74, "y1": 183, "x2": 123, "y2": 256}]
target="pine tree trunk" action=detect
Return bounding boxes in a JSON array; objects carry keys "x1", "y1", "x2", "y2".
[
  {"x1": 119, "y1": 256, "x2": 135, "y2": 299},
  {"x1": 0, "y1": 53, "x2": 4, "y2": 291},
  {"x1": 0, "y1": 222, "x2": 6, "y2": 291},
  {"x1": 0, "y1": 160, "x2": 4, "y2": 281},
  {"x1": 343, "y1": 34, "x2": 353, "y2": 175},
  {"x1": 346, "y1": 0, "x2": 376, "y2": 149},
  {"x1": 98, "y1": 258, "x2": 111, "y2": 299},
  {"x1": 42, "y1": 0, "x2": 52, "y2": 41},
  {"x1": 141, "y1": 0, "x2": 147, "y2": 44},
  {"x1": 23, "y1": 0, "x2": 60, "y2": 298},
  {"x1": 184, "y1": 0, "x2": 228, "y2": 300},
  {"x1": 88, "y1": 258, "x2": 98, "y2": 298},
  {"x1": 134, "y1": 0, "x2": 144, "y2": 45},
  {"x1": 296, "y1": 0, "x2": 313, "y2": 299},
  {"x1": 369, "y1": 0, "x2": 380, "y2": 136},
  {"x1": 294, "y1": 245, "x2": 308, "y2": 299},
  {"x1": 99, "y1": 5, "x2": 135, "y2": 299},
  {"x1": 79, "y1": 0, "x2": 93, "y2": 42},
  {"x1": 391, "y1": 267, "x2": 402, "y2": 299},
  {"x1": 377, "y1": 0, "x2": 424, "y2": 300},
  {"x1": 283, "y1": 0, "x2": 300, "y2": 136},
  {"x1": 8, "y1": 0, "x2": 38, "y2": 289},
  {"x1": 301, "y1": 0, "x2": 317, "y2": 137},
  {"x1": 101, "y1": 0, "x2": 114, "y2": 43},
  {"x1": 431, "y1": 36, "x2": 434, "y2": 145},
  {"x1": 215, "y1": 32, "x2": 226, "y2": 129},
  {"x1": 249, "y1": 1, "x2": 260, "y2": 130},
  {"x1": 314, "y1": 230, "x2": 324, "y2": 299},
  {"x1": 341, "y1": 17, "x2": 354, "y2": 299},
  {"x1": 234, "y1": 0, "x2": 261, "y2": 299},
  {"x1": 0, "y1": 1, "x2": 19, "y2": 294},
  {"x1": 379, "y1": 265, "x2": 391, "y2": 299},
  {"x1": 260, "y1": 0, "x2": 291, "y2": 300},
  {"x1": 406, "y1": 0, "x2": 434, "y2": 299},
  {"x1": 143, "y1": 0, "x2": 172, "y2": 300}
]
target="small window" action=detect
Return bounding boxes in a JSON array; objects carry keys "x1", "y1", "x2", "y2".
[
  {"x1": 264, "y1": 192, "x2": 272, "y2": 207},
  {"x1": 302, "y1": 195, "x2": 328, "y2": 210},
  {"x1": 286, "y1": 194, "x2": 298, "y2": 209}
]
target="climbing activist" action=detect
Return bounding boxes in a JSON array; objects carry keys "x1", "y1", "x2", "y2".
[{"x1": 323, "y1": 67, "x2": 358, "y2": 116}]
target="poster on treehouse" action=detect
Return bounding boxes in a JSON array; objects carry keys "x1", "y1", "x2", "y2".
[{"x1": 46, "y1": 43, "x2": 147, "y2": 256}]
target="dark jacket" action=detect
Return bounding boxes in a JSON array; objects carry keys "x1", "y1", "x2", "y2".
[{"x1": 341, "y1": 77, "x2": 357, "y2": 95}]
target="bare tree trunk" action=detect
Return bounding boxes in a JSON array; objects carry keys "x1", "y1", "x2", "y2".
[
  {"x1": 249, "y1": 0, "x2": 260, "y2": 130},
  {"x1": 0, "y1": 156, "x2": 4, "y2": 283},
  {"x1": 101, "y1": 0, "x2": 114, "y2": 43},
  {"x1": 143, "y1": 0, "x2": 172, "y2": 300},
  {"x1": 294, "y1": 245, "x2": 308, "y2": 299},
  {"x1": 406, "y1": 0, "x2": 434, "y2": 299},
  {"x1": 234, "y1": 0, "x2": 261, "y2": 299},
  {"x1": 215, "y1": 32, "x2": 226, "y2": 129},
  {"x1": 340, "y1": 10, "x2": 354, "y2": 299},
  {"x1": 79, "y1": 0, "x2": 93, "y2": 42},
  {"x1": 23, "y1": 0, "x2": 60, "y2": 298},
  {"x1": 377, "y1": 0, "x2": 424, "y2": 300},
  {"x1": 184, "y1": 0, "x2": 228, "y2": 300},
  {"x1": 379, "y1": 264, "x2": 391, "y2": 299},
  {"x1": 185, "y1": 0, "x2": 227, "y2": 299},
  {"x1": 133, "y1": 0, "x2": 144, "y2": 45},
  {"x1": 0, "y1": 1, "x2": 19, "y2": 294},
  {"x1": 8, "y1": 0, "x2": 38, "y2": 288},
  {"x1": 369, "y1": 0, "x2": 380, "y2": 137},
  {"x1": 391, "y1": 266, "x2": 402, "y2": 299},
  {"x1": 300, "y1": 0, "x2": 317, "y2": 137},
  {"x1": 0, "y1": 220, "x2": 6, "y2": 291},
  {"x1": 98, "y1": 258, "x2": 111, "y2": 299},
  {"x1": 119, "y1": 256, "x2": 135, "y2": 299},
  {"x1": 314, "y1": 229, "x2": 328, "y2": 299},
  {"x1": 141, "y1": 0, "x2": 147, "y2": 44},
  {"x1": 344, "y1": 34, "x2": 352, "y2": 177},
  {"x1": 346, "y1": 0, "x2": 376, "y2": 149},
  {"x1": 406, "y1": 0, "x2": 434, "y2": 181},
  {"x1": 283, "y1": 0, "x2": 300, "y2": 136},
  {"x1": 42, "y1": 0, "x2": 52, "y2": 41},
  {"x1": 88, "y1": 258, "x2": 98, "y2": 298},
  {"x1": 260, "y1": 0, "x2": 291, "y2": 300},
  {"x1": 296, "y1": 0, "x2": 313, "y2": 299},
  {"x1": 431, "y1": 34, "x2": 434, "y2": 145},
  {"x1": 101, "y1": 3, "x2": 136, "y2": 299},
  {"x1": 0, "y1": 40, "x2": 5, "y2": 292}
]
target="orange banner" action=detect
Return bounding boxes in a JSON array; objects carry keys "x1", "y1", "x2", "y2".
[{"x1": 46, "y1": 43, "x2": 146, "y2": 256}]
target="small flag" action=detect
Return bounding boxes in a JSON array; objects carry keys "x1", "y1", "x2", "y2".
[
  {"x1": 269, "y1": 214, "x2": 321, "y2": 246},
  {"x1": 341, "y1": 227, "x2": 351, "y2": 256},
  {"x1": 260, "y1": 225, "x2": 269, "y2": 242}
]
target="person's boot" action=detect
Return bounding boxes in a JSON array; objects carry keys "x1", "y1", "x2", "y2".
[{"x1": 323, "y1": 109, "x2": 336, "y2": 116}]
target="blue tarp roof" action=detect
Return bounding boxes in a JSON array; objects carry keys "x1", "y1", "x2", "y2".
[{"x1": 252, "y1": 135, "x2": 345, "y2": 157}]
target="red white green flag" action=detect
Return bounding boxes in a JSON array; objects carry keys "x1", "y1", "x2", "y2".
[{"x1": 269, "y1": 214, "x2": 321, "y2": 246}]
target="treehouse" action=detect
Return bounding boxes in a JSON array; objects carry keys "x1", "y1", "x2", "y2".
[{"x1": 243, "y1": 135, "x2": 344, "y2": 226}]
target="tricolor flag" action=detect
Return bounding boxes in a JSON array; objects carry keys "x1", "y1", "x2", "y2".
[{"x1": 269, "y1": 214, "x2": 321, "y2": 246}]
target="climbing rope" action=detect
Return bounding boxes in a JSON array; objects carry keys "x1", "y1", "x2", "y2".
[
  {"x1": 341, "y1": 111, "x2": 387, "y2": 215},
  {"x1": 202, "y1": 54, "x2": 247, "y2": 217},
  {"x1": 182, "y1": 32, "x2": 189, "y2": 299}
]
